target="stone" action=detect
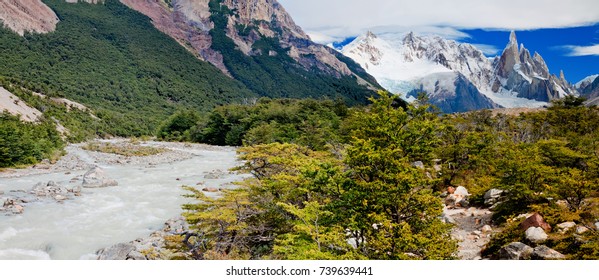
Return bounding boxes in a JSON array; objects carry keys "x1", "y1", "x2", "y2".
[
  {"x1": 576, "y1": 226, "x2": 589, "y2": 234},
  {"x1": 202, "y1": 187, "x2": 219, "y2": 193},
  {"x1": 12, "y1": 204, "x2": 25, "y2": 214},
  {"x1": 455, "y1": 197, "x2": 469, "y2": 208},
  {"x1": 82, "y1": 167, "x2": 118, "y2": 188},
  {"x1": 499, "y1": 242, "x2": 533, "y2": 260},
  {"x1": 525, "y1": 227, "x2": 548, "y2": 243},
  {"x1": 447, "y1": 186, "x2": 456, "y2": 194},
  {"x1": 557, "y1": 222, "x2": 576, "y2": 233},
  {"x1": 97, "y1": 243, "x2": 135, "y2": 260},
  {"x1": 484, "y1": 188, "x2": 504, "y2": 206},
  {"x1": 54, "y1": 195, "x2": 67, "y2": 201},
  {"x1": 532, "y1": 246, "x2": 565, "y2": 260},
  {"x1": 412, "y1": 161, "x2": 425, "y2": 170},
  {"x1": 595, "y1": 221, "x2": 599, "y2": 230},
  {"x1": 126, "y1": 250, "x2": 147, "y2": 260},
  {"x1": 519, "y1": 213, "x2": 551, "y2": 232},
  {"x1": 454, "y1": 186, "x2": 469, "y2": 196},
  {"x1": 481, "y1": 225, "x2": 493, "y2": 234},
  {"x1": 441, "y1": 213, "x2": 455, "y2": 224}
]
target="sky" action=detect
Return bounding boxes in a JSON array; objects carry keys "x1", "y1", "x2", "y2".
[{"x1": 278, "y1": 0, "x2": 599, "y2": 83}]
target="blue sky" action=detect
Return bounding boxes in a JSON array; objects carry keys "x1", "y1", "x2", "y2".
[{"x1": 279, "y1": 0, "x2": 599, "y2": 83}]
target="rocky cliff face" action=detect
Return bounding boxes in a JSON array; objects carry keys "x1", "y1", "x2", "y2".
[
  {"x1": 0, "y1": 0, "x2": 59, "y2": 35},
  {"x1": 120, "y1": 0, "x2": 363, "y2": 80},
  {"x1": 491, "y1": 31, "x2": 577, "y2": 102}
]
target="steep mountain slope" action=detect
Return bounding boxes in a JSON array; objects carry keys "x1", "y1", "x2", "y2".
[
  {"x1": 342, "y1": 31, "x2": 578, "y2": 113},
  {"x1": 577, "y1": 75, "x2": 599, "y2": 105},
  {"x1": 0, "y1": 0, "x2": 254, "y2": 136},
  {"x1": 0, "y1": 0, "x2": 378, "y2": 137},
  {"x1": 120, "y1": 0, "x2": 377, "y2": 86}
]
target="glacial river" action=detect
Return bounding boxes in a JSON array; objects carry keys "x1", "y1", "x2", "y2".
[{"x1": 0, "y1": 143, "x2": 246, "y2": 260}]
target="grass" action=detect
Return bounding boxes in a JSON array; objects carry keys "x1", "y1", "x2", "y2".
[{"x1": 83, "y1": 141, "x2": 166, "y2": 157}]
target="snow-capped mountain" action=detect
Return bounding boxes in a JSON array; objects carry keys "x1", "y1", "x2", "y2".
[
  {"x1": 342, "y1": 31, "x2": 578, "y2": 113},
  {"x1": 577, "y1": 74, "x2": 599, "y2": 105}
]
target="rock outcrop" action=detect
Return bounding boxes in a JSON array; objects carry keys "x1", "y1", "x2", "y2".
[
  {"x1": 499, "y1": 242, "x2": 533, "y2": 260},
  {"x1": 532, "y1": 245, "x2": 566, "y2": 260},
  {"x1": 96, "y1": 216, "x2": 190, "y2": 260},
  {"x1": 120, "y1": 0, "x2": 366, "y2": 81},
  {"x1": 0, "y1": 0, "x2": 59, "y2": 35},
  {"x1": 82, "y1": 166, "x2": 118, "y2": 188}
]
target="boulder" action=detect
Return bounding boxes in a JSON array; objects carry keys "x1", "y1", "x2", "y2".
[
  {"x1": 454, "y1": 186, "x2": 469, "y2": 196},
  {"x1": 54, "y1": 195, "x2": 67, "y2": 201},
  {"x1": 532, "y1": 246, "x2": 565, "y2": 260},
  {"x1": 576, "y1": 226, "x2": 589, "y2": 234},
  {"x1": 595, "y1": 221, "x2": 599, "y2": 230},
  {"x1": 526, "y1": 227, "x2": 548, "y2": 243},
  {"x1": 481, "y1": 225, "x2": 493, "y2": 234},
  {"x1": 97, "y1": 243, "x2": 135, "y2": 260},
  {"x1": 82, "y1": 167, "x2": 118, "y2": 188},
  {"x1": 12, "y1": 204, "x2": 24, "y2": 214},
  {"x1": 201, "y1": 187, "x2": 219, "y2": 193},
  {"x1": 412, "y1": 161, "x2": 425, "y2": 170},
  {"x1": 484, "y1": 189, "x2": 504, "y2": 206},
  {"x1": 556, "y1": 222, "x2": 576, "y2": 233},
  {"x1": 126, "y1": 250, "x2": 147, "y2": 260},
  {"x1": 519, "y1": 213, "x2": 551, "y2": 232},
  {"x1": 499, "y1": 242, "x2": 533, "y2": 260}
]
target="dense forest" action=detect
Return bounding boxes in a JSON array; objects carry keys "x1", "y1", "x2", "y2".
[
  {"x1": 157, "y1": 93, "x2": 599, "y2": 260},
  {"x1": 0, "y1": 0, "x2": 254, "y2": 136}
]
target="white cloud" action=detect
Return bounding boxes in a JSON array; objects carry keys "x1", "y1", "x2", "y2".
[
  {"x1": 279, "y1": 0, "x2": 599, "y2": 43},
  {"x1": 563, "y1": 44, "x2": 599, "y2": 56},
  {"x1": 471, "y1": 44, "x2": 501, "y2": 56}
]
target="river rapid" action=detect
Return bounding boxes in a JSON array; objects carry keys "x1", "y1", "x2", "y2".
[{"x1": 0, "y1": 140, "x2": 246, "y2": 260}]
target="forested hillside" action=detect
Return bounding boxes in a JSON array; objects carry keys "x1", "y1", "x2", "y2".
[{"x1": 0, "y1": 0, "x2": 254, "y2": 136}]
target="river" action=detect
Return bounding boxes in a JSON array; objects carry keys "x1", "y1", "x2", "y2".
[{"x1": 0, "y1": 141, "x2": 246, "y2": 260}]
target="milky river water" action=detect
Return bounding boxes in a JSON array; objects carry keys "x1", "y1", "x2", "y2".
[{"x1": 0, "y1": 144, "x2": 246, "y2": 260}]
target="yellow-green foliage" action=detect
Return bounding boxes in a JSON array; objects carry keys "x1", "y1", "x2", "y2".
[
  {"x1": 83, "y1": 142, "x2": 166, "y2": 157},
  {"x1": 181, "y1": 92, "x2": 457, "y2": 260}
]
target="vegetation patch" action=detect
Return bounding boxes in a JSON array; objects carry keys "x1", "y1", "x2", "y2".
[{"x1": 83, "y1": 141, "x2": 166, "y2": 157}]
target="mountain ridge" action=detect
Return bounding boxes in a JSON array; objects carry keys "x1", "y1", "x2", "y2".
[{"x1": 342, "y1": 31, "x2": 578, "y2": 113}]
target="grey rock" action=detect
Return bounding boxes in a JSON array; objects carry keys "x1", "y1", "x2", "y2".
[
  {"x1": 481, "y1": 225, "x2": 493, "y2": 233},
  {"x1": 532, "y1": 245, "x2": 565, "y2": 260},
  {"x1": 54, "y1": 195, "x2": 67, "y2": 201},
  {"x1": 441, "y1": 213, "x2": 455, "y2": 224},
  {"x1": 126, "y1": 250, "x2": 147, "y2": 260},
  {"x1": 595, "y1": 221, "x2": 599, "y2": 230},
  {"x1": 525, "y1": 227, "x2": 548, "y2": 243},
  {"x1": 82, "y1": 167, "x2": 118, "y2": 188},
  {"x1": 97, "y1": 243, "x2": 135, "y2": 260},
  {"x1": 454, "y1": 186, "x2": 469, "y2": 196},
  {"x1": 557, "y1": 222, "x2": 576, "y2": 233},
  {"x1": 576, "y1": 226, "x2": 589, "y2": 234},
  {"x1": 484, "y1": 189, "x2": 504, "y2": 206},
  {"x1": 412, "y1": 161, "x2": 425, "y2": 170},
  {"x1": 499, "y1": 242, "x2": 533, "y2": 260}
]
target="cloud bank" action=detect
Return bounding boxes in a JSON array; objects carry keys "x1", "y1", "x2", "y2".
[
  {"x1": 279, "y1": 0, "x2": 599, "y2": 43},
  {"x1": 563, "y1": 44, "x2": 599, "y2": 56}
]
